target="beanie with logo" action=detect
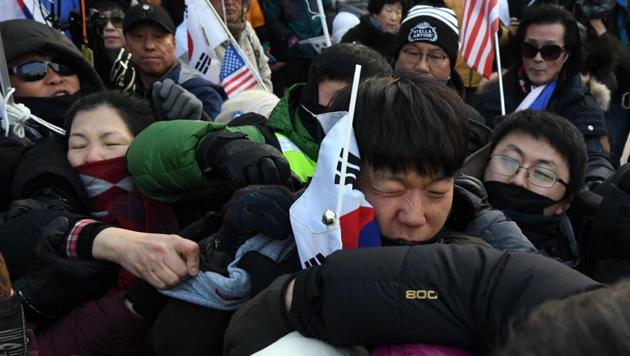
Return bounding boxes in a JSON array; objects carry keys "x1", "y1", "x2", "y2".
[{"x1": 396, "y1": 1, "x2": 459, "y2": 69}]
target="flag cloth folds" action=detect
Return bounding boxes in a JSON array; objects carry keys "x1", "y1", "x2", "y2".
[
  {"x1": 220, "y1": 43, "x2": 258, "y2": 97},
  {"x1": 290, "y1": 112, "x2": 380, "y2": 269},
  {"x1": 185, "y1": 0, "x2": 229, "y2": 84},
  {"x1": 1, "y1": 0, "x2": 49, "y2": 23},
  {"x1": 460, "y1": 0, "x2": 500, "y2": 78}
]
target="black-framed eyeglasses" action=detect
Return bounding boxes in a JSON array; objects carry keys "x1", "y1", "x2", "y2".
[
  {"x1": 488, "y1": 154, "x2": 568, "y2": 188},
  {"x1": 9, "y1": 60, "x2": 76, "y2": 82},
  {"x1": 521, "y1": 42, "x2": 565, "y2": 61}
]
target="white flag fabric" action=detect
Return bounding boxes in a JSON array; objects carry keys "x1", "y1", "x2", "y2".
[
  {"x1": 498, "y1": 0, "x2": 510, "y2": 26},
  {"x1": 1, "y1": 0, "x2": 49, "y2": 23},
  {"x1": 185, "y1": 0, "x2": 229, "y2": 84},
  {"x1": 290, "y1": 111, "x2": 380, "y2": 269}
]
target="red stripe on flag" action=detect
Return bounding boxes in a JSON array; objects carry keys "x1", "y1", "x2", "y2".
[{"x1": 461, "y1": 0, "x2": 499, "y2": 78}]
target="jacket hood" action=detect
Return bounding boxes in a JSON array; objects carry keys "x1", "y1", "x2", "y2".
[{"x1": 1, "y1": 19, "x2": 104, "y2": 95}]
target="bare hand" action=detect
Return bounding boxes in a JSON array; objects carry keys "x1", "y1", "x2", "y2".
[{"x1": 93, "y1": 227, "x2": 200, "y2": 289}]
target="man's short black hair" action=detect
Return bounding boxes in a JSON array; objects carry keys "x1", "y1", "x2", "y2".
[
  {"x1": 367, "y1": 0, "x2": 409, "y2": 15},
  {"x1": 515, "y1": 4, "x2": 583, "y2": 81},
  {"x1": 308, "y1": 43, "x2": 393, "y2": 86},
  {"x1": 489, "y1": 110, "x2": 587, "y2": 199},
  {"x1": 331, "y1": 73, "x2": 468, "y2": 178}
]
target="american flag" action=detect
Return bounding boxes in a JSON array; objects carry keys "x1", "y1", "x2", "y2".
[
  {"x1": 219, "y1": 43, "x2": 257, "y2": 97},
  {"x1": 460, "y1": 0, "x2": 500, "y2": 78}
]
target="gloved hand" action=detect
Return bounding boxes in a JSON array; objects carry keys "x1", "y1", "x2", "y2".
[
  {"x1": 450, "y1": 174, "x2": 492, "y2": 230},
  {"x1": 152, "y1": 78, "x2": 203, "y2": 120},
  {"x1": 124, "y1": 279, "x2": 169, "y2": 319},
  {"x1": 213, "y1": 185, "x2": 296, "y2": 255},
  {"x1": 238, "y1": 251, "x2": 300, "y2": 296},
  {"x1": 197, "y1": 131, "x2": 291, "y2": 188}
]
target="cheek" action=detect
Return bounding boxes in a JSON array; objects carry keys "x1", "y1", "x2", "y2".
[
  {"x1": 66, "y1": 75, "x2": 81, "y2": 94},
  {"x1": 483, "y1": 166, "x2": 508, "y2": 183},
  {"x1": 432, "y1": 63, "x2": 451, "y2": 80},
  {"x1": 12, "y1": 79, "x2": 45, "y2": 97},
  {"x1": 428, "y1": 196, "x2": 452, "y2": 228},
  {"x1": 67, "y1": 150, "x2": 85, "y2": 168}
]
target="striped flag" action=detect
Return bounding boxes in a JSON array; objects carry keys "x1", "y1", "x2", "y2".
[
  {"x1": 460, "y1": 0, "x2": 500, "y2": 78},
  {"x1": 290, "y1": 112, "x2": 380, "y2": 269},
  {"x1": 220, "y1": 43, "x2": 258, "y2": 97}
]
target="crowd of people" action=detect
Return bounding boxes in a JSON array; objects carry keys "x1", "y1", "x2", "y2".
[{"x1": 0, "y1": 0, "x2": 629, "y2": 355}]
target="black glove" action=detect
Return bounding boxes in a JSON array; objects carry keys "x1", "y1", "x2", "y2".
[
  {"x1": 238, "y1": 251, "x2": 300, "y2": 296},
  {"x1": 223, "y1": 274, "x2": 295, "y2": 356},
  {"x1": 213, "y1": 185, "x2": 296, "y2": 255},
  {"x1": 152, "y1": 78, "x2": 203, "y2": 120},
  {"x1": 197, "y1": 131, "x2": 291, "y2": 188},
  {"x1": 450, "y1": 175, "x2": 492, "y2": 230}
]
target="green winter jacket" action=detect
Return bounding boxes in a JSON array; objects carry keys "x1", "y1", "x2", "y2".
[
  {"x1": 126, "y1": 120, "x2": 265, "y2": 203},
  {"x1": 126, "y1": 85, "x2": 321, "y2": 203}
]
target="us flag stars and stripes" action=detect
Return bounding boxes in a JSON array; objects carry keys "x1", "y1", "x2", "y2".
[{"x1": 219, "y1": 43, "x2": 257, "y2": 97}]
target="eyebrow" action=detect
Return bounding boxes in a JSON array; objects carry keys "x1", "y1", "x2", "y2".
[
  {"x1": 502, "y1": 144, "x2": 558, "y2": 168},
  {"x1": 524, "y1": 39, "x2": 563, "y2": 46},
  {"x1": 376, "y1": 171, "x2": 451, "y2": 184}
]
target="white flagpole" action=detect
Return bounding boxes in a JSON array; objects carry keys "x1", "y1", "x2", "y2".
[
  {"x1": 316, "y1": 0, "x2": 332, "y2": 47},
  {"x1": 203, "y1": 0, "x2": 268, "y2": 91},
  {"x1": 494, "y1": 32, "x2": 506, "y2": 116},
  {"x1": 335, "y1": 64, "x2": 362, "y2": 223}
]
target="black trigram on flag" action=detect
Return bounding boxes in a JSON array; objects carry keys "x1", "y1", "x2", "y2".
[
  {"x1": 334, "y1": 148, "x2": 360, "y2": 189},
  {"x1": 303, "y1": 253, "x2": 327, "y2": 268},
  {"x1": 194, "y1": 52, "x2": 212, "y2": 74}
]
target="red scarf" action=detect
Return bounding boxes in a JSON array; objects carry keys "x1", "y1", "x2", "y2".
[{"x1": 76, "y1": 156, "x2": 179, "y2": 290}]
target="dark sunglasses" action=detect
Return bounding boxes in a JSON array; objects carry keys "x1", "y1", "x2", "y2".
[
  {"x1": 9, "y1": 60, "x2": 75, "y2": 82},
  {"x1": 521, "y1": 42, "x2": 565, "y2": 61},
  {"x1": 100, "y1": 12, "x2": 125, "y2": 28}
]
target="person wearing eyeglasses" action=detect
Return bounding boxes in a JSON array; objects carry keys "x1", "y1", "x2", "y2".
[
  {"x1": 392, "y1": 2, "x2": 492, "y2": 156},
  {"x1": 473, "y1": 4, "x2": 610, "y2": 164},
  {"x1": 479, "y1": 109, "x2": 587, "y2": 265},
  {"x1": 0, "y1": 18, "x2": 105, "y2": 141}
]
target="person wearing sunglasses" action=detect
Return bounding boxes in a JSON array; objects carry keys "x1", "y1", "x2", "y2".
[
  {"x1": 473, "y1": 4, "x2": 610, "y2": 166},
  {"x1": 88, "y1": 0, "x2": 130, "y2": 50},
  {"x1": 0, "y1": 19, "x2": 105, "y2": 141}
]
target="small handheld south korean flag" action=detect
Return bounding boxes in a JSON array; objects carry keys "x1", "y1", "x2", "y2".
[{"x1": 289, "y1": 65, "x2": 380, "y2": 269}]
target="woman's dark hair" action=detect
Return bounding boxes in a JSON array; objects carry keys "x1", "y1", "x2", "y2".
[
  {"x1": 368, "y1": 0, "x2": 409, "y2": 15},
  {"x1": 489, "y1": 110, "x2": 587, "y2": 199},
  {"x1": 64, "y1": 90, "x2": 156, "y2": 139},
  {"x1": 331, "y1": 73, "x2": 468, "y2": 178},
  {"x1": 514, "y1": 4, "x2": 583, "y2": 81}
]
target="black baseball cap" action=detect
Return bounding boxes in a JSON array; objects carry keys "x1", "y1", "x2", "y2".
[{"x1": 123, "y1": 3, "x2": 175, "y2": 34}]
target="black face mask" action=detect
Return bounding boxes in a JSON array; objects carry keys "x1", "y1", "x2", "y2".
[
  {"x1": 484, "y1": 181, "x2": 561, "y2": 215},
  {"x1": 16, "y1": 93, "x2": 81, "y2": 128}
]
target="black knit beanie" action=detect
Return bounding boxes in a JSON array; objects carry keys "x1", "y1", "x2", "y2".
[{"x1": 396, "y1": 2, "x2": 459, "y2": 69}]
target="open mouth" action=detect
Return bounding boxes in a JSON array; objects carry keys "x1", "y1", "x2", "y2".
[{"x1": 53, "y1": 90, "x2": 70, "y2": 96}]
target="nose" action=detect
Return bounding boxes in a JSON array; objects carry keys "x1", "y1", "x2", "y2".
[
  {"x1": 85, "y1": 145, "x2": 105, "y2": 163},
  {"x1": 532, "y1": 50, "x2": 544, "y2": 62},
  {"x1": 44, "y1": 67, "x2": 64, "y2": 85},
  {"x1": 143, "y1": 37, "x2": 156, "y2": 50},
  {"x1": 103, "y1": 20, "x2": 116, "y2": 30},
  {"x1": 508, "y1": 167, "x2": 530, "y2": 189},
  {"x1": 413, "y1": 56, "x2": 431, "y2": 75},
  {"x1": 397, "y1": 192, "x2": 427, "y2": 227}
]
